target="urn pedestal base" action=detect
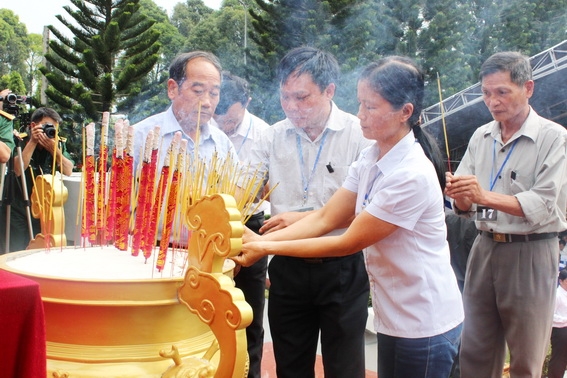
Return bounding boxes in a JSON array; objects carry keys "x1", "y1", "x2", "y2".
[{"x1": 0, "y1": 248, "x2": 227, "y2": 377}]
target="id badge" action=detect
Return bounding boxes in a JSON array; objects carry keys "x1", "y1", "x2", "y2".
[{"x1": 476, "y1": 206, "x2": 497, "y2": 221}]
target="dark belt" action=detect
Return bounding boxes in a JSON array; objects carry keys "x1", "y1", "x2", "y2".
[
  {"x1": 480, "y1": 231, "x2": 557, "y2": 243},
  {"x1": 300, "y1": 257, "x2": 344, "y2": 264},
  {"x1": 287, "y1": 251, "x2": 363, "y2": 264}
]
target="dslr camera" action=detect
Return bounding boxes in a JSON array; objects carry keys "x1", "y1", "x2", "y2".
[
  {"x1": 1, "y1": 93, "x2": 32, "y2": 116},
  {"x1": 40, "y1": 123, "x2": 57, "y2": 139}
]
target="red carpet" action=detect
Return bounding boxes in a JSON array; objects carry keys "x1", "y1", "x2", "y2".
[{"x1": 261, "y1": 342, "x2": 378, "y2": 377}]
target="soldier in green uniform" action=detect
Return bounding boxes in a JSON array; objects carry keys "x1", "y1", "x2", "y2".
[
  {"x1": 0, "y1": 89, "x2": 15, "y2": 163},
  {"x1": 0, "y1": 107, "x2": 74, "y2": 253}
]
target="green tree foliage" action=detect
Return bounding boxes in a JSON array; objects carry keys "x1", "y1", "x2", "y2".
[
  {"x1": 39, "y1": 0, "x2": 162, "y2": 123},
  {"x1": 171, "y1": 0, "x2": 214, "y2": 38},
  {"x1": 327, "y1": 1, "x2": 388, "y2": 114},
  {"x1": 0, "y1": 71, "x2": 29, "y2": 131},
  {"x1": 494, "y1": 0, "x2": 567, "y2": 56},
  {"x1": 7, "y1": 0, "x2": 567, "y2": 139},
  {"x1": 211, "y1": 4, "x2": 248, "y2": 73},
  {"x1": 0, "y1": 72, "x2": 25, "y2": 95},
  {"x1": 0, "y1": 72, "x2": 25, "y2": 99},
  {"x1": 381, "y1": 0, "x2": 423, "y2": 56},
  {"x1": 418, "y1": 0, "x2": 475, "y2": 104},
  {"x1": 463, "y1": 0, "x2": 502, "y2": 69},
  {"x1": 134, "y1": 0, "x2": 559, "y2": 125},
  {"x1": 173, "y1": 0, "x2": 269, "y2": 117},
  {"x1": 172, "y1": 0, "x2": 260, "y2": 77},
  {"x1": 25, "y1": 34, "x2": 44, "y2": 99},
  {"x1": 246, "y1": 0, "x2": 360, "y2": 123},
  {"x1": 0, "y1": 9, "x2": 30, "y2": 89},
  {"x1": 183, "y1": 2, "x2": 244, "y2": 74},
  {"x1": 182, "y1": 11, "x2": 221, "y2": 55}
]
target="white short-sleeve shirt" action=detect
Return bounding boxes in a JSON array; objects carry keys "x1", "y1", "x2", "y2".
[
  {"x1": 343, "y1": 131, "x2": 464, "y2": 338},
  {"x1": 249, "y1": 102, "x2": 371, "y2": 220}
]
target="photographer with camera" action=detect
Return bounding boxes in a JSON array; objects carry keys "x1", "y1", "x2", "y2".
[
  {"x1": 0, "y1": 107, "x2": 74, "y2": 253},
  {"x1": 0, "y1": 89, "x2": 15, "y2": 163}
]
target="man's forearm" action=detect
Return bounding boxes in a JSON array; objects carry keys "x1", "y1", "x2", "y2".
[{"x1": 478, "y1": 191, "x2": 524, "y2": 217}]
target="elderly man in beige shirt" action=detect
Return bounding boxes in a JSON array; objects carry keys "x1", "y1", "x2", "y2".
[{"x1": 445, "y1": 51, "x2": 567, "y2": 378}]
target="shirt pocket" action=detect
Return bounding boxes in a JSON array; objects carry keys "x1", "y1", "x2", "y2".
[
  {"x1": 509, "y1": 171, "x2": 531, "y2": 195},
  {"x1": 322, "y1": 165, "x2": 349, "y2": 200}
]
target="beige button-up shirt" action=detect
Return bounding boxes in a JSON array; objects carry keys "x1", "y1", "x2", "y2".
[{"x1": 454, "y1": 107, "x2": 567, "y2": 234}]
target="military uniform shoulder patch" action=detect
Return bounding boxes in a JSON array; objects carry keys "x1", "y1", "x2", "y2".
[{"x1": 0, "y1": 109, "x2": 15, "y2": 121}]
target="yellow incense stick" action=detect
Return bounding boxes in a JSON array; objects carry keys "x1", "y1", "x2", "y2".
[
  {"x1": 194, "y1": 101, "x2": 201, "y2": 162},
  {"x1": 46, "y1": 127, "x2": 61, "y2": 239},
  {"x1": 243, "y1": 183, "x2": 278, "y2": 225},
  {"x1": 436, "y1": 72, "x2": 452, "y2": 173},
  {"x1": 81, "y1": 125, "x2": 86, "y2": 245}
]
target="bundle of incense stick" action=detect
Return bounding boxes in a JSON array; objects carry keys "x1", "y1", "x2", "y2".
[
  {"x1": 82, "y1": 122, "x2": 97, "y2": 244},
  {"x1": 79, "y1": 114, "x2": 270, "y2": 267},
  {"x1": 96, "y1": 112, "x2": 110, "y2": 241}
]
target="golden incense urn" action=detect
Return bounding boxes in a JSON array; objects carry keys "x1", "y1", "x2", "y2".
[{"x1": 0, "y1": 194, "x2": 252, "y2": 377}]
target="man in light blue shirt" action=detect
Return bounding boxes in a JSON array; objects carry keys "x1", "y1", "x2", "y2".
[
  {"x1": 133, "y1": 51, "x2": 237, "y2": 169},
  {"x1": 132, "y1": 51, "x2": 238, "y2": 246}
]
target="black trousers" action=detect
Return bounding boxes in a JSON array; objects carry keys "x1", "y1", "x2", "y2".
[
  {"x1": 267, "y1": 252, "x2": 369, "y2": 378},
  {"x1": 549, "y1": 326, "x2": 567, "y2": 378},
  {"x1": 234, "y1": 212, "x2": 267, "y2": 378},
  {"x1": 0, "y1": 195, "x2": 39, "y2": 254}
]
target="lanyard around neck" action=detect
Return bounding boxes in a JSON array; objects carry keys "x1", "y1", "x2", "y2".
[
  {"x1": 236, "y1": 116, "x2": 253, "y2": 156},
  {"x1": 297, "y1": 129, "x2": 329, "y2": 205},
  {"x1": 490, "y1": 138, "x2": 518, "y2": 191}
]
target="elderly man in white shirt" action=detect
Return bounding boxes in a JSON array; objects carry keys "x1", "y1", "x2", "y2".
[
  {"x1": 133, "y1": 51, "x2": 237, "y2": 169},
  {"x1": 132, "y1": 51, "x2": 238, "y2": 246}
]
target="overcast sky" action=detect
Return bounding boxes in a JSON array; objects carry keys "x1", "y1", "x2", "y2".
[{"x1": 3, "y1": 0, "x2": 222, "y2": 35}]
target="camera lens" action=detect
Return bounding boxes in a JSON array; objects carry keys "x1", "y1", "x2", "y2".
[
  {"x1": 5, "y1": 93, "x2": 17, "y2": 103},
  {"x1": 41, "y1": 123, "x2": 57, "y2": 139}
]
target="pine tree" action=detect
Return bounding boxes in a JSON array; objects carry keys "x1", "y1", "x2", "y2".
[
  {"x1": 119, "y1": 0, "x2": 184, "y2": 124},
  {"x1": 380, "y1": 0, "x2": 424, "y2": 57},
  {"x1": 39, "y1": 0, "x2": 161, "y2": 122}
]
